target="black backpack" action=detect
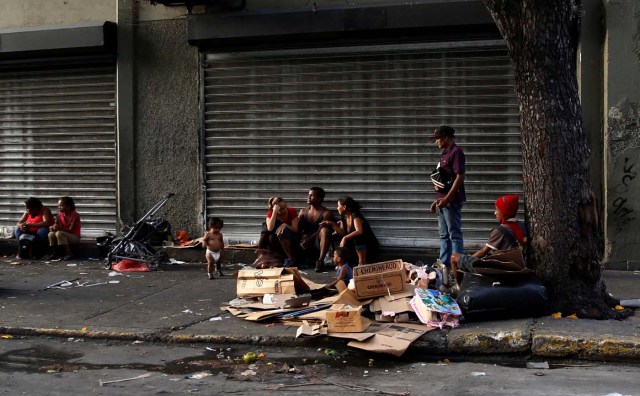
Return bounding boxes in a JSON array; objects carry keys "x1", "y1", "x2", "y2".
[{"x1": 18, "y1": 234, "x2": 36, "y2": 259}]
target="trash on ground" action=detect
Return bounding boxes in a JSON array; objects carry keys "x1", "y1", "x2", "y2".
[
  {"x1": 470, "y1": 372, "x2": 486, "y2": 376},
  {"x1": 619, "y1": 299, "x2": 640, "y2": 308},
  {"x1": 242, "y1": 352, "x2": 257, "y2": 364},
  {"x1": 99, "y1": 373, "x2": 152, "y2": 386},
  {"x1": 186, "y1": 372, "x2": 212, "y2": 379},
  {"x1": 526, "y1": 361, "x2": 549, "y2": 369}
]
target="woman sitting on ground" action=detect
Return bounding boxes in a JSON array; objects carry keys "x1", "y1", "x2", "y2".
[
  {"x1": 15, "y1": 197, "x2": 54, "y2": 259},
  {"x1": 256, "y1": 196, "x2": 299, "y2": 268},
  {"x1": 321, "y1": 196, "x2": 379, "y2": 266},
  {"x1": 47, "y1": 196, "x2": 82, "y2": 260}
]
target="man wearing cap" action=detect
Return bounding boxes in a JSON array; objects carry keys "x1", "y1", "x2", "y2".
[
  {"x1": 450, "y1": 194, "x2": 527, "y2": 289},
  {"x1": 429, "y1": 125, "x2": 466, "y2": 269}
]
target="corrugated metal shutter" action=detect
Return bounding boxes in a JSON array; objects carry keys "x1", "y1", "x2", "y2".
[
  {"x1": 0, "y1": 56, "x2": 117, "y2": 237},
  {"x1": 203, "y1": 42, "x2": 522, "y2": 248}
]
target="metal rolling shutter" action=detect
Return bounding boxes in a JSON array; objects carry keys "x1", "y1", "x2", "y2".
[
  {"x1": 0, "y1": 56, "x2": 117, "y2": 237},
  {"x1": 203, "y1": 42, "x2": 522, "y2": 248}
]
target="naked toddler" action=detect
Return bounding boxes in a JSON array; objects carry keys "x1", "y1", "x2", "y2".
[{"x1": 202, "y1": 217, "x2": 224, "y2": 279}]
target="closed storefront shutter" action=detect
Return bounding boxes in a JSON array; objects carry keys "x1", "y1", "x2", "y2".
[
  {"x1": 0, "y1": 56, "x2": 117, "y2": 237},
  {"x1": 203, "y1": 42, "x2": 522, "y2": 248}
]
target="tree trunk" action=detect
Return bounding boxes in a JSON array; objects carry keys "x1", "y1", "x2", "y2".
[{"x1": 482, "y1": 0, "x2": 624, "y2": 318}]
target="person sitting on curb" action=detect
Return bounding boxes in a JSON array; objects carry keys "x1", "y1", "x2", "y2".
[
  {"x1": 321, "y1": 196, "x2": 379, "y2": 266},
  {"x1": 15, "y1": 197, "x2": 54, "y2": 259},
  {"x1": 450, "y1": 194, "x2": 527, "y2": 291},
  {"x1": 47, "y1": 196, "x2": 82, "y2": 260},
  {"x1": 257, "y1": 197, "x2": 299, "y2": 268},
  {"x1": 298, "y1": 187, "x2": 334, "y2": 272},
  {"x1": 323, "y1": 246, "x2": 353, "y2": 290}
]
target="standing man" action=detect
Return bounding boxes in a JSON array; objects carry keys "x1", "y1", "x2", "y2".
[
  {"x1": 298, "y1": 186, "x2": 333, "y2": 272},
  {"x1": 429, "y1": 125, "x2": 466, "y2": 268}
]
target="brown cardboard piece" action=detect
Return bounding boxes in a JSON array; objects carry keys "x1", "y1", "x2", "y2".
[
  {"x1": 475, "y1": 248, "x2": 533, "y2": 276},
  {"x1": 326, "y1": 304, "x2": 371, "y2": 333},
  {"x1": 236, "y1": 267, "x2": 323, "y2": 297},
  {"x1": 347, "y1": 323, "x2": 431, "y2": 356},
  {"x1": 353, "y1": 259, "x2": 407, "y2": 299},
  {"x1": 271, "y1": 294, "x2": 312, "y2": 309}
]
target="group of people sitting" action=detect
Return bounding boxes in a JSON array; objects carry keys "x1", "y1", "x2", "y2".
[
  {"x1": 13, "y1": 196, "x2": 82, "y2": 260},
  {"x1": 256, "y1": 186, "x2": 379, "y2": 272}
]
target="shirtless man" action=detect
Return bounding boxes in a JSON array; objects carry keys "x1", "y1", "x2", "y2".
[{"x1": 298, "y1": 187, "x2": 333, "y2": 272}]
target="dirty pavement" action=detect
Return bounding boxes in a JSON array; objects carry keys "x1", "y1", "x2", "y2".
[{"x1": 1, "y1": 254, "x2": 640, "y2": 363}]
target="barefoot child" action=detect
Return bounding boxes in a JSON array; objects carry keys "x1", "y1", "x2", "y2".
[
  {"x1": 202, "y1": 217, "x2": 224, "y2": 279},
  {"x1": 324, "y1": 246, "x2": 353, "y2": 289}
]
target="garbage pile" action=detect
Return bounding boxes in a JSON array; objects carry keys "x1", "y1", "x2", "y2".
[{"x1": 223, "y1": 259, "x2": 464, "y2": 356}]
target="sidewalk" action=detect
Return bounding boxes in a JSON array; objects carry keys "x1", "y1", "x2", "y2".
[{"x1": 1, "y1": 254, "x2": 639, "y2": 362}]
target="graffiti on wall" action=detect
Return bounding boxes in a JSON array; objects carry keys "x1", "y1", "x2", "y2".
[{"x1": 612, "y1": 157, "x2": 637, "y2": 230}]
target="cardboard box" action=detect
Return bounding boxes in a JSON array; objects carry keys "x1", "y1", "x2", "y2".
[
  {"x1": 353, "y1": 259, "x2": 407, "y2": 299},
  {"x1": 326, "y1": 304, "x2": 371, "y2": 333},
  {"x1": 236, "y1": 267, "x2": 297, "y2": 297}
]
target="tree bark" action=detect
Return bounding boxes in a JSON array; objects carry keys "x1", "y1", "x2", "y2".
[{"x1": 482, "y1": 0, "x2": 625, "y2": 318}]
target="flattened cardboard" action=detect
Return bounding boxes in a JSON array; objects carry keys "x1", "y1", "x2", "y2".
[
  {"x1": 237, "y1": 268, "x2": 322, "y2": 297},
  {"x1": 327, "y1": 332, "x2": 375, "y2": 342},
  {"x1": 272, "y1": 293, "x2": 311, "y2": 309},
  {"x1": 347, "y1": 323, "x2": 430, "y2": 356},
  {"x1": 326, "y1": 304, "x2": 371, "y2": 333},
  {"x1": 353, "y1": 259, "x2": 407, "y2": 299}
]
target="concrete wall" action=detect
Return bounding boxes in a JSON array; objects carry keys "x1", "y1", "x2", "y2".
[
  {"x1": 0, "y1": 0, "x2": 114, "y2": 28},
  {"x1": 603, "y1": 0, "x2": 640, "y2": 266},
  {"x1": 133, "y1": 18, "x2": 202, "y2": 238}
]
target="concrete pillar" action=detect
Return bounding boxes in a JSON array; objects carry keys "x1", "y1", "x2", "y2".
[
  {"x1": 603, "y1": 0, "x2": 640, "y2": 267},
  {"x1": 116, "y1": 0, "x2": 137, "y2": 229}
]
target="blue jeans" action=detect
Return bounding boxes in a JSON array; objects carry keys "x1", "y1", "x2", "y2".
[
  {"x1": 438, "y1": 202, "x2": 464, "y2": 267},
  {"x1": 15, "y1": 226, "x2": 49, "y2": 241}
]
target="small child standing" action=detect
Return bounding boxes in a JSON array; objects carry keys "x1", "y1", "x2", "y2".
[
  {"x1": 202, "y1": 217, "x2": 224, "y2": 279},
  {"x1": 324, "y1": 247, "x2": 353, "y2": 289}
]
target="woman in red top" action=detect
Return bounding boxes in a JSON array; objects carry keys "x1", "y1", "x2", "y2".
[
  {"x1": 15, "y1": 197, "x2": 54, "y2": 259},
  {"x1": 257, "y1": 196, "x2": 299, "y2": 267},
  {"x1": 47, "y1": 196, "x2": 82, "y2": 260}
]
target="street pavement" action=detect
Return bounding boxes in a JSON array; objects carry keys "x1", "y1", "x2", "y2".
[{"x1": 1, "y1": 252, "x2": 639, "y2": 362}]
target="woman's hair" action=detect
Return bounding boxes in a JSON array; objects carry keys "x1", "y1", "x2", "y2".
[
  {"x1": 338, "y1": 196, "x2": 362, "y2": 214},
  {"x1": 59, "y1": 196, "x2": 76, "y2": 211},
  {"x1": 24, "y1": 197, "x2": 43, "y2": 210},
  {"x1": 267, "y1": 196, "x2": 284, "y2": 209}
]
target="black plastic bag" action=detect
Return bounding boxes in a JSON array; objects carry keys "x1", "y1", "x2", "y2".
[{"x1": 456, "y1": 273, "x2": 549, "y2": 321}]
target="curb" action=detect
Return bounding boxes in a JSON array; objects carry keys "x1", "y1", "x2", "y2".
[{"x1": 4, "y1": 322, "x2": 640, "y2": 363}]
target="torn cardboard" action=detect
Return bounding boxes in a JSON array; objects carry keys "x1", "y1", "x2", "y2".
[
  {"x1": 347, "y1": 323, "x2": 430, "y2": 357},
  {"x1": 353, "y1": 259, "x2": 407, "y2": 299},
  {"x1": 296, "y1": 321, "x2": 328, "y2": 338}
]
